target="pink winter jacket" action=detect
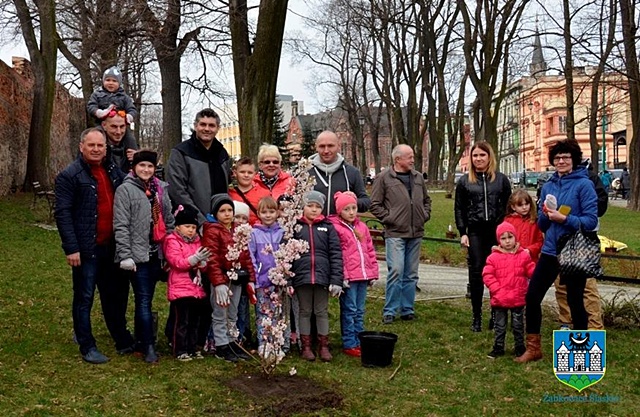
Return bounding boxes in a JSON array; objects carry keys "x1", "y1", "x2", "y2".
[
  {"x1": 328, "y1": 215, "x2": 379, "y2": 282},
  {"x1": 163, "y1": 232, "x2": 207, "y2": 302},
  {"x1": 482, "y1": 246, "x2": 535, "y2": 308}
]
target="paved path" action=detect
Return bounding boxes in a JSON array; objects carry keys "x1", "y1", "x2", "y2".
[{"x1": 372, "y1": 261, "x2": 640, "y2": 304}]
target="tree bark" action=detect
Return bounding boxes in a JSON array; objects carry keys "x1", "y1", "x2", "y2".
[
  {"x1": 231, "y1": 0, "x2": 289, "y2": 159},
  {"x1": 14, "y1": 0, "x2": 58, "y2": 189},
  {"x1": 619, "y1": 0, "x2": 640, "y2": 210}
]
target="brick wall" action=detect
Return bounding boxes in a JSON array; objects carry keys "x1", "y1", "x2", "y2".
[{"x1": 0, "y1": 57, "x2": 85, "y2": 195}]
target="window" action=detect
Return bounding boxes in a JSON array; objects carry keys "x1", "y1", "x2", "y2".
[{"x1": 559, "y1": 116, "x2": 567, "y2": 133}]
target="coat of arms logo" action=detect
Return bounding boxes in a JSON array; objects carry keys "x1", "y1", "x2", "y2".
[{"x1": 553, "y1": 330, "x2": 606, "y2": 392}]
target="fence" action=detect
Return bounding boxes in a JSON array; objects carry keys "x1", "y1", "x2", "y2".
[{"x1": 363, "y1": 218, "x2": 640, "y2": 285}]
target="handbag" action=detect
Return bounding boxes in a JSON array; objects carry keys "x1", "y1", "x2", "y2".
[{"x1": 557, "y1": 230, "x2": 604, "y2": 280}]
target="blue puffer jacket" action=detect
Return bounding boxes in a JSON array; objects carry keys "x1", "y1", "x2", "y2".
[
  {"x1": 290, "y1": 215, "x2": 344, "y2": 288},
  {"x1": 55, "y1": 155, "x2": 125, "y2": 257},
  {"x1": 537, "y1": 167, "x2": 598, "y2": 256}
]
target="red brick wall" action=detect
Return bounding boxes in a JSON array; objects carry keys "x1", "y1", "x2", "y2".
[{"x1": 0, "y1": 57, "x2": 85, "y2": 195}]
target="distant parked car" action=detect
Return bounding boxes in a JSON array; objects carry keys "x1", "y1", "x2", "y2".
[
  {"x1": 524, "y1": 171, "x2": 541, "y2": 187},
  {"x1": 536, "y1": 171, "x2": 554, "y2": 200},
  {"x1": 510, "y1": 172, "x2": 521, "y2": 186},
  {"x1": 454, "y1": 172, "x2": 465, "y2": 184}
]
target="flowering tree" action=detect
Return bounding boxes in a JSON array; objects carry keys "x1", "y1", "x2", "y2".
[{"x1": 260, "y1": 158, "x2": 315, "y2": 374}]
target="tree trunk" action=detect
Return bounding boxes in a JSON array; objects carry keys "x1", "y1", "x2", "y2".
[
  {"x1": 14, "y1": 0, "x2": 58, "y2": 189},
  {"x1": 158, "y1": 56, "x2": 183, "y2": 161},
  {"x1": 619, "y1": 0, "x2": 640, "y2": 210},
  {"x1": 231, "y1": 0, "x2": 289, "y2": 159}
]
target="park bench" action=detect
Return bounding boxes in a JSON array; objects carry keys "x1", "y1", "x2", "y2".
[{"x1": 31, "y1": 181, "x2": 56, "y2": 221}]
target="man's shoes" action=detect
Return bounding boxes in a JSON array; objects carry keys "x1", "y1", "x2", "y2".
[
  {"x1": 116, "y1": 345, "x2": 135, "y2": 355},
  {"x1": 559, "y1": 324, "x2": 571, "y2": 330},
  {"x1": 191, "y1": 351, "x2": 204, "y2": 360},
  {"x1": 82, "y1": 348, "x2": 109, "y2": 364},
  {"x1": 487, "y1": 347, "x2": 505, "y2": 359},
  {"x1": 144, "y1": 345, "x2": 159, "y2": 364},
  {"x1": 214, "y1": 344, "x2": 239, "y2": 363},
  {"x1": 400, "y1": 314, "x2": 416, "y2": 321},
  {"x1": 343, "y1": 347, "x2": 361, "y2": 357},
  {"x1": 230, "y1": 342, "x2": 251, "y2": 361},
  {"x1": 382, "y1": 315, "x2": 394, "y2": 324}
]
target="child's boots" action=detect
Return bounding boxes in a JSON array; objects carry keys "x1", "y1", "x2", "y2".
[
  {"x1": 300, "y1": 335, "x2": 316, "y2": 361},
  {"x1": 318, "y1": 335, "x2": 332, "y2": 362}
]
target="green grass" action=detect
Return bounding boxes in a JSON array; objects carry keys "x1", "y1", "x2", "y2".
[{"x1": 2, "y1": 193, "x2": 640, "y2": 416}]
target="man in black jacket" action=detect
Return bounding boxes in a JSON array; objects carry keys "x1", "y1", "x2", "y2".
[
  {"x1": 55, "y1": 128, "x2": 134, "y2": 364},
  {"x1": 166, "y1": 108, "x2": 231, "y2": 225}
]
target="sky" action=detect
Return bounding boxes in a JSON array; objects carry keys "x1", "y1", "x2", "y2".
[{"x1": 0, "y1": 2, "x2": 318, "y2": 114}]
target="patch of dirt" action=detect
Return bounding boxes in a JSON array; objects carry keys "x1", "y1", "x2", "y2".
[{"x1": 226, "y1": 373, "x2": 343, "y2": 416}]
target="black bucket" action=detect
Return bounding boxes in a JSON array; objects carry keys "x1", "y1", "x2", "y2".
[{"x1": 358, "y1": 331, "x2": 398, "y2": 367}]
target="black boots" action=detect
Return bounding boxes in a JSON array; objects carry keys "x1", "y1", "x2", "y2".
[
  {"x1": 144, "y1": 344, "x2": 158, "y2": 363},
  {"x1": 471, "y1": 314, "x2": 482, "y2": 332}
]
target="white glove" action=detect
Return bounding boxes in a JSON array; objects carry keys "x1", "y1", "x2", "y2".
[
  {"x1": 545, "y1": 194, "x2": 557, "y2": 211},
  {"x1": 95, "y1": 104, "x2": 115, "y2": 119},
  {"x1": 126, "y1": 113, "x2": 134, "y2": 124},
  {"x1": 215, "y1": 284, "x2": 231, "y2": 307},
  {"x1": 329, "y1": 284, "x2": 343, "y2": 298},
  {"x1": 120, "y1": 258, "x2": 136, "y2": 272},
  {"x1": 343, "y1": 279, "x2": 350, "y2": 289},
  {"x1": 188, "y1": 247, "x2": 212, "y2": 266}
]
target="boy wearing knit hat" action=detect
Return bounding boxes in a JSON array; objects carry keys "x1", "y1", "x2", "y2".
[
  {"x1": 289, "y1": 191, "x2": 344, "y2": 362},
  {"x1": 201, "y1": 193, "x2": 256, "y2": 362},
  {"x1": 87, "y1": 66, "x2": 138, "y2": 169},
  {"x1": 482, "y1": 222, "x2": 536, "y2": 359}
]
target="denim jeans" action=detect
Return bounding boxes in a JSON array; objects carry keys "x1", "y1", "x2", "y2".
[
  {"x1": 130, "y1": 254, "x2": 160, "y2": 346},
  {"x1": 340, "y1": 281, "x2": 368, "y2": 349},
  {"x1": 72, "y1": 244, "x2": 133, "y2": 355},
  {"x1": 383, "y1": 237, "x2": 421, "y2": 318}
]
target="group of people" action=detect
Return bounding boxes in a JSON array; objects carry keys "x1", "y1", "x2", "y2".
[
  {"x1": 55, "y1": 65, "x2": 604, "y2": 367},
  {"x1": 455, "y1": 139, "x2": 604, "y2": 361},
  {"x1": 55, "y1": 73, "x2": 432, "y2": 365}
]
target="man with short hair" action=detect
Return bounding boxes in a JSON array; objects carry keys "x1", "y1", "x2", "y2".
[
  {"x1": 55, "y1": 128, "x2": 135, "y2": 364},
  {"x1": 308, "y1": 130, "x2": 370, "y2": 215},
  {"x1": 167, "y1": 108, "x2": 232, "y2": 225},
  {"x1": 101, "y1": 112, "x2": 138, "y2": 172},
  {"x1": 370, "y1": 144, "x2": 432, "y2": 324}
]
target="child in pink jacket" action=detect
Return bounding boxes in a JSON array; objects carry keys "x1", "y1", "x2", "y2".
[
  {"x1": 329, "y1": 191, "x2": 379, "y2": 358},
  {"x1": 482, "y1": 221, "x2": 535, "y2": 359},
  {"x1": 163, "y1": 206, "x2": 211, "y2": 361}
]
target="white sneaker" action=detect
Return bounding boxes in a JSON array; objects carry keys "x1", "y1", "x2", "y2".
[{"x1": 176, "y1": 353, "x2": 193, "y2": 362}]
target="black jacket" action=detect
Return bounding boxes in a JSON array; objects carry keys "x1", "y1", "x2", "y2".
[
  {"x1": 55, "y1": 155, "x2": 125, "y2": 257},
  {"x1": 454, "y1": 172, "x2": 512, "y2": 236},
  {"x1": 290, "y1": 216, "x2": 344, "y2": 288}
]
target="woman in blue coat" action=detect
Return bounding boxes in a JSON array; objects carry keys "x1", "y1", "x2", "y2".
[{"x1": 516, "y1": 139, "x2": 598, "y2": 363}]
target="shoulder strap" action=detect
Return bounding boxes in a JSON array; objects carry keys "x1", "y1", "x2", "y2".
[{"x1": 234, "y1": 188, "x2": 259, "y2": 216}]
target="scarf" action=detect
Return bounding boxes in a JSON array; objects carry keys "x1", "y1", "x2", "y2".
[
  {"x1": 258, "y1": 170, "x2": 279, "y2": 190},
  {"x1": 310, "y1": 153, "x2": 345, "y2": 175}
]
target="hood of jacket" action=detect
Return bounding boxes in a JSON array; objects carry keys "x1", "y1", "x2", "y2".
[{"x1": 309, "y1": 153, "x2": 345, "y2": 175}]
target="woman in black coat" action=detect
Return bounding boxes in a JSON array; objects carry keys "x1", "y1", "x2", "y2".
[{"x1": 454, "y1": 142, "x2": 512, "y2": 332}]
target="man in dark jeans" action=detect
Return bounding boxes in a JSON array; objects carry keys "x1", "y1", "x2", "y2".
[{"x1": 55, "y1": 128, "x2": 134, "y2": 364}]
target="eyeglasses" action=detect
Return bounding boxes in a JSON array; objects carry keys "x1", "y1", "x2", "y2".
[
  {"x1": 553, "y1": 156, "x2": 572, "y2": 162},
  {"x1": 260, "y1": 160, "x2": 280, "y2": 165}
]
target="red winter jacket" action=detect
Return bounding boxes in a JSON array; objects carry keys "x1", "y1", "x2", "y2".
[
  {"x1": 163, "y1": 232, "x2": 207, "y2": 302},
  {"x1": 254, "y1": 171, "x2": 294, "y2": 200},
  {"x1": 201, "y1": 221, "x2": 255, "y2": 287},
  {"x1": 504, "y1": 213, "x2": 544, "y2": 262},
  {"x1": 482, "y1": 246, "x2": 535, "y2": 308},
  {"x1": 328, "y1": 215, "x2": 378, "y2": 282}
]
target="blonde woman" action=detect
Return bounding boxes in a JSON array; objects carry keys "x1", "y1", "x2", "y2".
[{"x1": 454, "y1": 142, "x2": 512, "y2": 332}]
